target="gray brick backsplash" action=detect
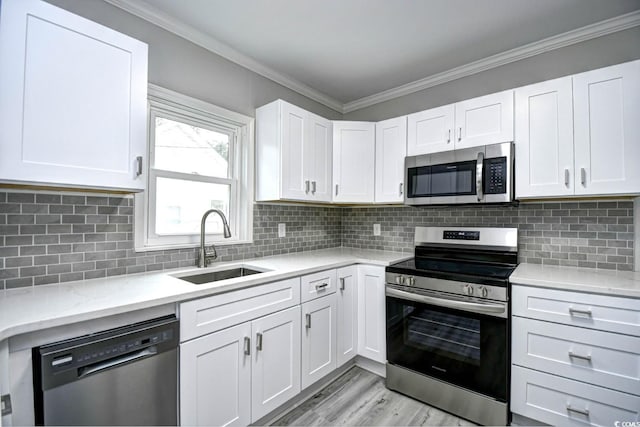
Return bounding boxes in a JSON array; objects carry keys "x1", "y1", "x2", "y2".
[{"x1": 0, "y1": 191, "x2": 635, "y2": 289}]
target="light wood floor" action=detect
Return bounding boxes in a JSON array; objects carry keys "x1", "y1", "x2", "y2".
[{"x1": 271, "y1": 367, "x2": 475, "y2": 426}]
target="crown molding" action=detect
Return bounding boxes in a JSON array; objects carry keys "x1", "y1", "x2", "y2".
[
  {"x1": 102, "y1": 0, "x2": 344, "y2": 113},
  {"x1": 342, "y1": 10, "x2": 640, "y2": 113},
  {"x1": 103, "y1": 1, "x2": 640, "y2": 115}
]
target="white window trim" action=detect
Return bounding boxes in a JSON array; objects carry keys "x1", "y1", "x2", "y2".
[{"x1": 134, "y1": 84, "x2": 254, "y2": 252}]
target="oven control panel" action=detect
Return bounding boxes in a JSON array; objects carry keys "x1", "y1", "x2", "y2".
[
  {"x1": 385, "y1": 272, "x2": 507, "y2": 302},
  {"x1": 443, "y1": 230, "x2": 480, "y2": 240}
]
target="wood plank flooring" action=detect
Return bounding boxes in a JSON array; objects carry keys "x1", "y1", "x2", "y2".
[{"x1": 271, "y1": 367, "x2": 476, "y2": 426}]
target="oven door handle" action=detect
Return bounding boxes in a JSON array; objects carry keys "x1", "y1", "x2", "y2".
[{"x1": 386, "y1": 287, "x2": 506, "y2": 317}]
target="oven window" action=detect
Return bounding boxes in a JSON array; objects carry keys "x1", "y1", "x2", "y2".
[
  {"x1": 406, "y1": 309, "x2": 480, "y2": 365},
  {"x1": 407, "y1": 161, "x2": 476, "y2": 198}
]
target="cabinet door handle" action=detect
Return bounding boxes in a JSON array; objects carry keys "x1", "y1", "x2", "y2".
[
  {"x1": 447, "y1": 129, "x2": 451, "y2": 143},
  {"x1": 564, "y1": 168, "x2": 570, "y2": 187},
  {"x1": 458, "y1": 127, "x2": 462, "y2": 142},
  {"x1": 244, "y1": 337, "x2": 251, "y2": 355},
  {"x1": 339, "y1": 277, "x2": 345, "y2": 291},
  {"x1": 580, "y1": 168, "x2": 586, "y2": 186},
  {"x1": 256, "y1": 332, "x2": 263, "y2": 351},
  {"x1": 135, "y1": 156, "x2": 143, "y2": 177},
  {"x1": 305, "y1": 313, "x2": 311, "y2": 329},
  {"x1": 315, "y1": 282, "x2": 329, "y2": 291},
  {"x1": 566, "y1": 404, "x2": 589, "y2": 417},
  {"x1": 305, "y1": 180, "x2": 310, "y2": 194},
  {"x1": 335, "y1": 184, "x2": 339, "y2": 196},
  {"x1": 569, "y1": 307, "x2": 592, "y2": 318},
  {"x1": 399, "y1": 182, "x2": 403, "y2": 196},
  {"x1": 312, "y1": 181, "x2": 316, "y2": 194},
  {"x1": 568, "y1": 351, "x2": 591, "y2": 362}
]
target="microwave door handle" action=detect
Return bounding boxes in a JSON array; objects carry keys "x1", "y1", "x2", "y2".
[{"x1": 476, "y1": 151, "x2": 484, "y2": 202}]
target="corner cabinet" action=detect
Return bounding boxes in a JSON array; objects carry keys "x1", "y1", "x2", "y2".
[
  {"x1": 301, "y1": 294, "x2": 337, "y2": 389},
  {"x1": 0, "y1": 0, "x2": 148, "y2": 191},
  {"x1": 407, "y1": 90, "x2": 513, "y2": 155},
  {"x1": 256, "y1": 100, "x2": 332, "y2": 202},
  {"x1": 375, "y1": 117, "x2": 407, "y2": 203},
  {"x1": 333, "y1": 122, "x2": 375, "y2": 203}
]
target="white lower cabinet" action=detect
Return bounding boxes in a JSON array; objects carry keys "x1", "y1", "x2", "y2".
[
  {"x1": 357, "y1": 265, "x2": 386, "y2": 363},
  {"x1": 180, "y1": 323, "x2": 252, "y2": 427},
  {"x1": 301, "y1": 294, "x2": 337, "y2": 389},
  {"x1": 336, "y1": 266, "x2": 358, "y2": 366}
]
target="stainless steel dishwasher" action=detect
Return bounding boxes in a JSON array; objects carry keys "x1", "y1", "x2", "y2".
[{"x1": 33, "y1": 315, "x2": 179, "y2": 426}]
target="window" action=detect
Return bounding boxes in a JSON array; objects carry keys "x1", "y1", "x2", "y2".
[{"x1": 135, "y1": 85, "x2": 253, "y2": 251}]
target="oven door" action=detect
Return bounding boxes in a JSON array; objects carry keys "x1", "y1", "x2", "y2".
[{"x1": 386, "y1": 286, "x2": 508, "y2": 401}]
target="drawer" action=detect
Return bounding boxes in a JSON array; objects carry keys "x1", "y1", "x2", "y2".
[
  {"x1": 512, "y1": 317, "x2": 640, "y2": 396},
  {"x1": 300, "y1": 269, "x2": 337, "y2": 303},
  {"x1": 180, "y1": 277, "x2": 300, "y2": 341},
  {"x1": 512, "y1": 285, "x2": 640, "y2": 336},
  {"x1": 511, "y1": 365, "x2": 640, "y2": 427}
]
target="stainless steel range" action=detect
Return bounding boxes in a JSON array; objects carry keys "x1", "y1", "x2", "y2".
[{"x1": 385, "y1": 226, "x2": 518, "y2": 426}]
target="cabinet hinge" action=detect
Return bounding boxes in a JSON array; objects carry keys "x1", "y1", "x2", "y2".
[{"x1": 1, "y1": 394, "x2": 11, "y2": 416}]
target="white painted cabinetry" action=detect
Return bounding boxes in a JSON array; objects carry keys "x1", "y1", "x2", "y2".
[
  {"x1": 336, "y1": 266, "x2": 358, "y2": 367},
  {"x1": 256, "y1": 100, "x2": 332, "y2": 202},
  {"x1": 357, "y1": 265, "x2": 386, "y2": 363},
  {"x1": 511, "y1": 285, "x2": 640, "y2": 426},
  {"x1": 573, "y1": 61, "x2": 640, "y2": 196},
  {"x1": 0, "y1": 0, "x2": 148, "y2": 191},
  {"x1": 301, "y1": 294, "x2": 337, "y2": 389},
  {"x1": 515, "y1": 77, "x2": 574, "y2": 198},
  {"x1": 333, "y1": 122, "x2": 376, "y2": 203},
  {"x1": 407, "y1": 90, "x2": 513, "y2": 155},
  {"x1": 375, "y1": 117, "x2": 407, "y2": 203}
]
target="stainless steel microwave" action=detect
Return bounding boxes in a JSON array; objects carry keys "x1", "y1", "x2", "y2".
[{"x1": 404, "y1": 142, "x2": 514, "y2": 205}]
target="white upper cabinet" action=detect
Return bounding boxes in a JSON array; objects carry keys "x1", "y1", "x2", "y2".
[
  {"x1": 375, "y1": 117, "x2": 407, "y2": 203},
  {"x1": 573, "y1": 61, "x2": 640, "y2": 196},
  {"x1": 407, "y1": 91, "x2": 513, "y2": 155},
  {"x1": 256, "y1": 100, "x2": 332, "y2": 202},
  {"x1": 515, "y1": 77, "x2": 574, "y2": 198},
  {"x1": 407, "y1": 105, "x2": 455, "y2": 155},
  {"x1": 333, "y1": 121, "x2": 375, "y2": 203},
  {"x1": 0, "y1": 0, "x2": 148, "y2": 191}
]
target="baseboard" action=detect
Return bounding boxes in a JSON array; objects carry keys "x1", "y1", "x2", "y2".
[{"x1": 354, "y1": 356, "x2": 386, "y2": 378}]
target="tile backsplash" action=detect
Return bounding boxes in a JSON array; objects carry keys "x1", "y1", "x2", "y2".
[{"x1": 0, "y1": 191, "x2": 635, "y2": 289}]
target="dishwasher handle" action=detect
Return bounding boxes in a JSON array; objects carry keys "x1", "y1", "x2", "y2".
[{"x1": 78, "y1": 346, "x2": 158, "y2": 379}]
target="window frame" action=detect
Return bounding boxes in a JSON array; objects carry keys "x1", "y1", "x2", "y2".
[{"x1": 134, "y1": 84, "x2": 254, "y2": 252}]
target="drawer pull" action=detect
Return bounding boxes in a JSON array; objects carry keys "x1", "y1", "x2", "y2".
[
  {"x1": 305, "y1": 313, "x2": 311, "y2": 329},
  {"x1": 568, "y1": 351, "x2": 591, "y2": 362},
  {"x1": 244, "y1": 337, "x2": 251, "y2": 356},
  {"x1": 315, "y1": 283, "x2": 329, "y2": 291},
  {"x1": 569, "y1": 307, "x2": 593, "y2": 318},
  {"x1": 566, "y1": 404, "x2": 590, "y2": 417},
  {"x1": 339, "y1": 277, "x2": 345, "y2": 291},
  {"x1": 256, "y1": 332, "x2": 263, "y2": 351}
]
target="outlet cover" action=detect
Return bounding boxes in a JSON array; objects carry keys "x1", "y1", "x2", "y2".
[
  {"x1": 278, "y1": 223, "x2": 286, "y2": 238},
  {"x1": 373, "y1": 224, "x2": 381, "y2": 236}
]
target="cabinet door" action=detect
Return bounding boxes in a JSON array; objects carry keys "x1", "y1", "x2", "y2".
[
  {"x1": 281, "y1": 101, "x2": 312, "y2": 201},
  {"x1": 375, "y1": 117, "x2": 407, "y2": 203},
  {"x1": 308, "y1": 113, "x2": 333, "y2": 202},
  {"x1": 301, "y1": 294, "x2": 337, "y2": 389},
  {"x1": 180, "y1": 323, "x2": 251, "y2": 427},
  {"x1": 357, "y1": 265, "x2": 386, "y2": 363},
  {"x1": 333, "y1": 122, "x2": 375, "y2": 203},
  {"x1": 0, "y1": 0, "x2": 147, "y2": 191},
  {"x1": 336, "y1": 266, "x2": 358, "y2": 367},
  {"x1": 515, "y1": 77, "x2": 574, "y2": 198},
  {"x1": 407, "y1": 105, "x2": 455, "y2": 155},
  {"x1": 454, "y1": 90, "x2": 514, "y2": 149},
  {"x1": 251, "y1": 306, "x2": 301, "y2": 422},
  {"x1": 573, "y1": 60, "x2": 640, "y2": 196}
]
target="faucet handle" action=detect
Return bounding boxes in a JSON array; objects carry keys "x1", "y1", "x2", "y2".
[{"x1": 197, "y1": 245, "x2": 218, "y2": 267}]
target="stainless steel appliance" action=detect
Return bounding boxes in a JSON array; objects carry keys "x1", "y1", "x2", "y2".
[
  {"x1": 385, "y1": 226, "x2": 518, "y2": 426},
  {"x1": 33, "y1": 315, "x2": 179, "y2": 426},
  {"x1": 404, "y1": 141, "x2": 514, "y2": 205}
]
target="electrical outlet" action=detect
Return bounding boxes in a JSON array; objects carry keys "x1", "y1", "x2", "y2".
[
  {"x1": 373, "y1": 224, "x2": 381, "y2": 236},
  {"x1": 278, "y1": 223, "x2": 286, "y2": 238}
]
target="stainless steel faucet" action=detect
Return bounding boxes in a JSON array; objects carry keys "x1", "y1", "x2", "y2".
[{"x1": 197, "y1": 209, "x2": 232, "y2": 268}]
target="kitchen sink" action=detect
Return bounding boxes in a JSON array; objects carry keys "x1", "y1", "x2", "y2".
[{"x1": 176, "y1": 267, "x2": 266, "y2": 285}]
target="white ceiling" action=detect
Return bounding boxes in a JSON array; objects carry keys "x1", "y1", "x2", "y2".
[{"x1": 110, "y1": 0, "x2": 640, "y2": 111}]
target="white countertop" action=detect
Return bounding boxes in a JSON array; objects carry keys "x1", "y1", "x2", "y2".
[
  {"x1": 0, "y1": 247, "x2": 410, "y2": 342},
  {"x1": 511, "y1": 263, "x2": 640, "y2": 298}
]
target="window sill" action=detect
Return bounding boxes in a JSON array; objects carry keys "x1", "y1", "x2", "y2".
[{"x1": 134, "y1": 239, "x2": 254, "y2": 253}]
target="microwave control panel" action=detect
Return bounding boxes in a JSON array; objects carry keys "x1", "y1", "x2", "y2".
[{"x1": 484, "y1": 157, "x2": 507, "y2": 194}]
